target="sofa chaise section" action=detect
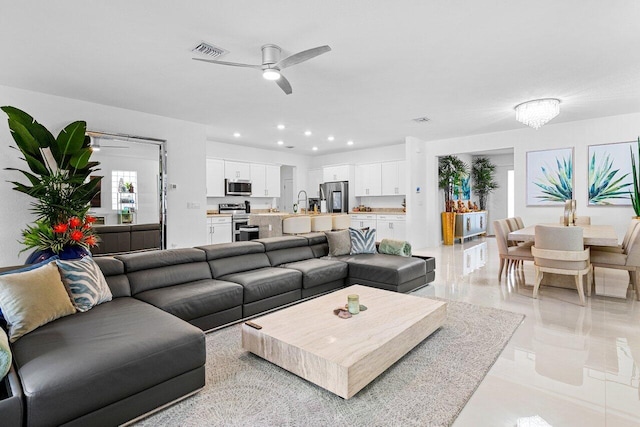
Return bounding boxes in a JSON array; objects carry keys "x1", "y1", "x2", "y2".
[
  {"x1": 7, "y1": 257, "x2": 205, "y2": 427},
  {"x1": 117, "y1": 248, "x2": 244, "y2": 331},
  {"x1": 198, "y1": 241, "x2": 303, "y2": 317},
  {"x1": 335, "y1": 253, "x2": 428, "y2": 293}
]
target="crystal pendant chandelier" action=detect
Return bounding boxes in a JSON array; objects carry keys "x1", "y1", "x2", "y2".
[{"x1": 514, "y1": 98, "x2": 561, "y2": 129}]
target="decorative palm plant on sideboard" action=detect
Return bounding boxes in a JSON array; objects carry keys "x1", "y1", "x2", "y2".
[
  {"x1": 438, "y1": 155, "x2": 468, "y2": 245},
  {"x1": 2, "y1": 106, "x2": 102, "y2": 261},
  {"x1": 471, "y1": 157, "x2": 498, "y2": 211},
  {"x1": 630, "y1": 137, "x2": 640, "y2": 217}
]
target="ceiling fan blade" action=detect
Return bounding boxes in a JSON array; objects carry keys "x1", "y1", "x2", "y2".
[
  {"x1": 192, "y1": 58, "x2": 261, "y2": 69},
  {"x1": 275, "y1": 74, "x2": 293, "y2": 95},
  {"x1": 276, "y1": 45, "x2": 331, "y2": 69}
]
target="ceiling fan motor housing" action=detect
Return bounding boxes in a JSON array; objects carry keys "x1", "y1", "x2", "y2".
[{"x1": 261, "y1": 44, "x2": 281, "y2": 67}]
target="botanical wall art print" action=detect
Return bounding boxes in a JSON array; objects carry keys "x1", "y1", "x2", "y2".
[
  {"x1": 587, "y1": 141, "x2": 633, "y2": 206},
  {"x1": 526, "y1": 147, "x2": 573, "y2": 206}
]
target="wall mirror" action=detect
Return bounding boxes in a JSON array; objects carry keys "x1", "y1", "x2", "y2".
[{"x1": 86, "y1": 131, "x2": 167, "y2": 249}]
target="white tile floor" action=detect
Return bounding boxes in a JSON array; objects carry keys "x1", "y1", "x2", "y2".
[{"x1": 413, "y1": 237, "x2": 640, "y2": 427}]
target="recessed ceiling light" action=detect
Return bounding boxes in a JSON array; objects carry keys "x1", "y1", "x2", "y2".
[
  {"x1": 347, "y1": 140, "x2": 354, "y2": 145},
  {"x1": 277, "y1": 140, "x2": 284, "y2": 145},
  {"x1": 304, "y1": 130, "x2": 312, "y2": 136},
  {"x1": 327, "y1": 135, "x2": 335, "y2": 141},
  {"x1": 312, "y1": 146, "x2": 318, "y2": 151},
  {"x1": 233, "y1": 132, "x2": 241, "y2": 138},
  {"x1": 277, "y1": 124, "x2": 285, "y2": 130}
]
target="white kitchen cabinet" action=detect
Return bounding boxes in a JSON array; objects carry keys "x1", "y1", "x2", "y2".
[
  {"x1": 264, "y1": 165, "x2": 280, "y2": 197},
  {"x1": 207, "y1": 216, "x2": 232, "y2": 244},
  {"x1": 323, "y1": 165, "x2": 351, "y2": 182},
  {"x1": 376, "y1": 215, "x2": 406, "y2": 241},
  {"x1": 206, "y1": 158, "x2": 225, "y2": 197},
  {"x1": 350, "y1": 214, "x2": 377, "y2": 231},
  {"x1": 250, "y1": 163, "x2": 280, "y2": 197},
  {"x1": 224, "y1": 161, "x2": 251, "y2": 180},
  {"x1": 355, "y1": 163, "x2": 382, "y2": 197},
  {"x1": 307, "y1": 168, "x2": 323, "y2": 198},
  {"x1": 381, "y1": 161, "x2": 406, "y2": 196}
]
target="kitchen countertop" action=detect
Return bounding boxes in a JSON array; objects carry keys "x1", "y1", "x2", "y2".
[{"x1": 349, "y1": 211, "x2": 405, "y2": 215}]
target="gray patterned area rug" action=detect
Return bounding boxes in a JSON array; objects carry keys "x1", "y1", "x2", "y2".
[{"x1": 135, "y1": 295, "x2": 524, "y2": 427}]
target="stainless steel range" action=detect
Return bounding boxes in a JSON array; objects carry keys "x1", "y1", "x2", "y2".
[{"x1": 219, "y1": 203, "x2": 249, "y2": 242}]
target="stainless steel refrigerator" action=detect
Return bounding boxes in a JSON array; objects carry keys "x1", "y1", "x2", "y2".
[{"x1": 319, "y1": 181, "x2": 349, "y2": 213}]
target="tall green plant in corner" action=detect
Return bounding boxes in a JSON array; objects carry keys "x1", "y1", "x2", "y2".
[
  {"x1": 2, "y1": 106, "x2": 102, "y2": 255},
  {"x1": 471, "y1": 157, "x2": 499, "y2": 210},
  {"x1": 438, "y1": 155, "x2": 469, "y2": 212},
  {"x1": 630, "y1": 137, "x2": 640, "y2": 217}
]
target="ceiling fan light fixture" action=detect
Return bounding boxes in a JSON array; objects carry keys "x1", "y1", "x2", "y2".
[
  {"x1": 263, "y1": 69, "x2": 281, "y2": 81},
  {"x1": 514, "y1": 98, "x2": 561, "y2": 129}
]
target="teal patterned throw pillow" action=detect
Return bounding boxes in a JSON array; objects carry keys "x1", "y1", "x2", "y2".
[
  {"x1": 56, "y1": 257, "x2": 112, "y2": 312},
  {"x1": 348, "y1": 227, "x2": 377, "y2": 255}
]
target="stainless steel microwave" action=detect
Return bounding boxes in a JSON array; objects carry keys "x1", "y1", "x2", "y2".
[{"x1": 225, "y1": 179, "x2": 252, "y2": 196}]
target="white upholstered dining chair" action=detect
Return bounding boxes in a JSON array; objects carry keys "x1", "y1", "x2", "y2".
[
  {"x1": 532, "y1": 225, "x2": 591, "y2": 306},
  {"x1": 493, "y1": 219, "x2": 533, "y2": 279},
  {"x1": 590, "y1": 223, "x2": 640, "y2": 301}
]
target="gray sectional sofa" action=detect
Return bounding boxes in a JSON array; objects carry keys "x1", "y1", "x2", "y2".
[{"x1": 1, "y1": 233, "x2": 435, "y2": 426}]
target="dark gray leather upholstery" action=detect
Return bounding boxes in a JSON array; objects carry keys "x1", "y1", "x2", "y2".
[
  {"x1": 126, "y1": 262, "x2": 212, "y2": 295},
  {"x1": 310, "y1": 243, "x2": 329, "y2": 258},
  {"x1": 130, "y1": 223, "x2": 161, "y2": 252},
  {"x1": 242, "y1": 289, "x2": 301, "y2": 317},
  {"x1": 254, "y1": 236, "x2": 308, "y2": 251},
  {"x1": 117, "y1": 248, "x2": 206, "y2": 272},
  {"x1": 92, "y1": 225, "x2": 131, "y2": 255},
  {"x1": 135, "y1": 279, "x2": 243, "y2": 322},
  {"x1": 10, "y1": 298, "x2": 205, "y2": 427},
  {"x1": 197, "y1": 241, "x2": 264, "y2": 260},
  {"x1": 93, "y1": 256, "x2": 131, "y2": 297},
  {"x1": 281, "y1": 258, "x2": 348, "y2": 289},
  {"x1": 334, "y1": 253, "x2": 426, "y2": 286},
  {"x1": 220, "y1": 267, "x2": 302, "y2": 303},
  {"x1": 209, "y1": 253, "x2": 271, "y2": 278},
  {"x1": 267, "y1": 246, "x2": 315, "y2": 266},
  {"x1": 0, "y1": 368, "x2": 22, "y2": 427},
  {"x1": 301, "y1": 232, "x2": 327, "y2": 245}
]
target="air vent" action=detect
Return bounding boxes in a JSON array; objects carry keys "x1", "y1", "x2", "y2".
[
  {"x1": 191, "y1": 42, "x2": 228, "y2": 58},
  {"x1": 286, "y1": 146, "x2": 295, "y2": 149},
  {"x1": 412, "y1": 116, "x2": 431, "y2": 123}
]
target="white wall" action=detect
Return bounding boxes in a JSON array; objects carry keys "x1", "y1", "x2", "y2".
[
  {"x1": 408, "y1": 112, "x2": 640, "y2": 248},
  {"x1": 476, "y1": 153, "x2": 513, "y2": 236},
  {"x1": 0, "y1": 85, "x2": 207, "y2": 264}
]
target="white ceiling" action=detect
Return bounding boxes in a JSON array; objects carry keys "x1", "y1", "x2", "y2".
[{"x1": 1, "y1": 1, "x2": 639, "y2": 155}]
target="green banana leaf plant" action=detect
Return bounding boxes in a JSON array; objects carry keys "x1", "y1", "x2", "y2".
[
  {"x1": 534, "y1": 156, "x2": 573, "y2": 202},
  {"x1": 2, "y1": 106, "x2": 102, "y2": 253},
  {"x1": 630, "y1": 137, "x2": 640, "y2": 216},
  {"x1": 588, "y1": 152, "x2": 630, "y2": 205}
]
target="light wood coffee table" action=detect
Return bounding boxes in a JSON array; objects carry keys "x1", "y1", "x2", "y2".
[{"x1": 242, "y1": 285, "x2": 446, "y2": 399}]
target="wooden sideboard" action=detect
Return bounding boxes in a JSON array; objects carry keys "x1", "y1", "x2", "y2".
[{"x1": 455, "y1": 211, "x2": 487, "y2": 243}]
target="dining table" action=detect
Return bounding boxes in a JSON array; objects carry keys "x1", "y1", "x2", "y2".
[{"x1": 508, "y1": 223, "x2": 619, "y2": 247}]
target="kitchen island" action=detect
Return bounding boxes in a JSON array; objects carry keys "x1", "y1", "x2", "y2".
[{"x1": 249, "y1": 213, "x2": 349, "y2": 238}]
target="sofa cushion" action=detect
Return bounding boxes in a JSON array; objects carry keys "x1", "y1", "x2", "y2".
[
  {"x1": 93, "y1": 256, "x2": 131, "y2": 297},
  {"x1": 301, "y1": 232, "x2": 327, "y2": 246},
  {"x1": 267, "y1": 246, "x2": 315, "y2": 267},
  {"x1": 220, "y1": 267, "x2": 302, "y2": 304},
  {"x1": 0, "y1": 262, "x2": 76, "y2": 342},
  {"x1": 349, "y1": 227, "x2": 377, "y2": 255},
  {"x1": 10, "y1": 297, "x2": 205, "y2": 427},
  {"x1": 281, "y1": 258, "x2": 348, "y2": 289},
  {"x1": 311, "y1": 243, "x2": 329, "y2": 258},
  {"x1": 209, "y1": 253, "x2": 271, "y2": 278},
  {"x1": 255, "y1": 236, "x2": 308, "y2": 251},
  {"x1": 135, "y1": 279, "x2": 243, "y2": 322},
  {"x1": 334, "y1": 254, "x2": 426, "y2": 286},
  {"x1": 196, "y1": 241, "x2": 264, "y2": 260},
  {"x1": 56, "y1": 256, "x2": 113, "y2": 312},
  {"x1": 117, "y1": 248, "x2": 206, "y2": 272},
  {"x1": 325, "y1": 230, "x2": 351, "y2": 256}
]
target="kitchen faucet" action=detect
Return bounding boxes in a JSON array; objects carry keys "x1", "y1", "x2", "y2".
[{"x1": 297, "y1": 190, "x2": 308, "y2": 214}]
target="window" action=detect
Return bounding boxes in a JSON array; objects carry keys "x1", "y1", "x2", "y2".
[{"x1": 112, "y1": 171, "x2": 137, "y2": 210}]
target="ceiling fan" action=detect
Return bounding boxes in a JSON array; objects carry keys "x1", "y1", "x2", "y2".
[{"x1": 193, "y1": 44, "x2": 331, "y2": 95}]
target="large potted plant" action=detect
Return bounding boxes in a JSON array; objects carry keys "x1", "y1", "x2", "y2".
[
  {"x1": 630, "y1": 137, "x2": 640, "y2": 218},
  {"x1": 2, "y1": 106, "x2": 102, "y2": 262},
  {"x1": 471, "y1": 157, "x2": 499, "y2": 211},
  {"x1": 438, "y1": 155, "x2": 469, "y2": 245}
]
